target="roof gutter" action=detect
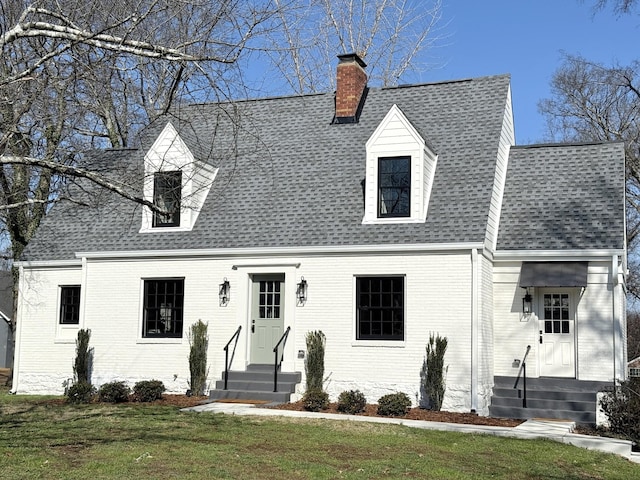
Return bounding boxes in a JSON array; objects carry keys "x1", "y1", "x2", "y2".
[{"x1": 66, "y1": 242, "x2": 487, "y2": 261}]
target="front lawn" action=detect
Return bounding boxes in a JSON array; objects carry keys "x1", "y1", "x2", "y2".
[{"x1": 0, "y1": 389, "x2": 637, "y2": 479}]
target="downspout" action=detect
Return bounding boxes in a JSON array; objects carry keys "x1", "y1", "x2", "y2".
[
  {"x1": 10, "y1": 265, "x2": 24, "y2": 394},
  {"x1": 471, "y1": 248, "x2": 479, "y2": 412}
]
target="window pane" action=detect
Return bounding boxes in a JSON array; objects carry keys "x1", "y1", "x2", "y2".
[
  {"x1": 153, "y1": 171, "x2": 182, "y2": 227},
  {"x1": 143, "y1": 279, "x2": 184, "y2": 337},
  {"x1": 60, "y1": 286, "x2": 81, "y2": 325},
  {"x1": 356, "y1": 276, "x2": 404, "y2": 340},
  {"x1": 378, "y1": 157, "x2": 411, "y2": 217}
]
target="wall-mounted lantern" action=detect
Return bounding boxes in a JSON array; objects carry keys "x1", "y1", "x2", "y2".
[
  {"x1": 296, "y1": 277, "x2": 308, "y2": 305},
  {"x1": 219, "y1": 278, "x2": 230, "y2": 306},
  {"x1": 522, "y1": 288, "x2": 532, "y2": 314}
]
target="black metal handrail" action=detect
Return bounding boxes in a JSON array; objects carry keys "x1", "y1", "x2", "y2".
[
  {"x1": 513, "y1": 345, "x2": 531, "y2": 407},
  {"x1": 272, "y1": 326, "x2": 291, "y2": 392},
  {"x1": 223, "y1": 325, "x2": 242, "y2": 390}
]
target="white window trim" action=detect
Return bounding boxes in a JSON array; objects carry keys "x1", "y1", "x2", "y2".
[
  {"x1": 54, "y1": 284, "x2": 82, "y2": 343},
  {"x1": 351, "y1": 274, "x2": 407, "y2": 346},
  {"x1": 137, "y1": 277, "x2": 186, "y2": 344}
]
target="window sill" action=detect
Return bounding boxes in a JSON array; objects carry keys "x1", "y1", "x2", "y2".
[
  {"x1": 54, "y1": 338, "x2": 77, "y2": 344},
  {"x1": 351, "y1": 340, "x2": 406, "y2": 348},
  {"x1": 137, "y1": 337, "x2": 184, "y2": 345}
]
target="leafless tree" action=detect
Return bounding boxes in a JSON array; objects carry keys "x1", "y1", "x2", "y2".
[
  {"x1": 0, "y1": 0, "x2": 280, "y2": 340},
  {"x1": 629, "y1": 311, "x2": 640, "y2": 361},
  {"x1": 262, "y1": 0, "x2": 445, "y2": 94},
  {"x1": 588, "y1": 0, "x2": 639, "y2": 15}
]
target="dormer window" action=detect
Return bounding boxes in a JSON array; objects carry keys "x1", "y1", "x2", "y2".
[
  {"x1": 363, "y1": 105, "x2": 437, "y2": 224},
  {"x1": 153, "y1": 171, "x2": 182, "y2": 227},
  {"x1": 379, "y1": 156, "x2": 410, "y2": 217},
  {"x1": 140, "y1": 122, "x2": 218, "y2": 233}
]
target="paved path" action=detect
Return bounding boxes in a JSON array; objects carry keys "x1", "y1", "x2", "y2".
[{"x1": 182, "y1": 402, "x2": 640, "y2": 464}]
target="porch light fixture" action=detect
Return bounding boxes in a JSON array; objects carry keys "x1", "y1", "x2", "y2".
[
  {"x1": 522, "y1": 289, "x2": 532, "y2": 315},
  {"x1": 296, "y1": 277, "x2": 308, "y2": 305},
  {"x1": 219, "y1": 278, "x2": 230, "y2": 306}
]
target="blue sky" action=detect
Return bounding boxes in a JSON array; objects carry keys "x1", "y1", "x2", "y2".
[{"x1": 429, "y1": 1, "x2": 639, "y2": 144}]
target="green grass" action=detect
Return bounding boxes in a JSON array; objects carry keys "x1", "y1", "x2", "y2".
[{"x1": 0, "y1": 390, "x2": 638, "y2": 479}]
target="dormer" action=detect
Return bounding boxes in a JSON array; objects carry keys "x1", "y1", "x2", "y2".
[
  {"x1": 140, "y1": 122, "x2": 217, "y2": 232},
  {"x1": 362, "y1": 104, "x2": 437, "y2": 224}
]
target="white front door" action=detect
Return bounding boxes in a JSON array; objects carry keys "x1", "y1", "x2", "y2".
[{"x1": 538, "y1": 291, "x2": 576, "y2": 377}]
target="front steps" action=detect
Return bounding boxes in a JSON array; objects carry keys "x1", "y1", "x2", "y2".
[
  {"x1": 489, "y1": 376, "x2": 612, "y2": 425},
  {"x1": 209, "y1": 364, "x2": 301, "y2": 404}
]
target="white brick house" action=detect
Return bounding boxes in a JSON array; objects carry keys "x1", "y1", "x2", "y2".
[{"x1": 11, "y1": 54, "x2": 627, "y2": 422}]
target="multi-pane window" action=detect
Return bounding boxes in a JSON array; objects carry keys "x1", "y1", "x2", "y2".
[
  {"x1": 356, "y1": 276, "x2": 404, "y2": 340},
  {"x1": 143, "y1": 279, "x2": 184, "y2": 338},
  {"x1": 259, "y1": 280, "x2": 281, "y2": 318},
  {"x1": 59, "y1": 286, "x2": 81, "y2": 325},
  {"x1": 543, "y1": 293, "x2": 570, "y2": 334},
  {"x1": 153, "y1": 171, "x2": 182, "y2": 227},
  {"x1": 378, "y1": 156, "x2": 410, "y2": 217}
]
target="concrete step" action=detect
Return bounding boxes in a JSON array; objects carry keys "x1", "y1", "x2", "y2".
[
  {"x1": 210, "y1": 365, "x2": 301, "y2": 404},
  {"x1": 493, "y1": 387, "x2": 596, "y2": 402},
  {"x1": 489, "y1": 405, "x2": 595, "y2": 424},
  {"x1": 209, "y1": 389, "x2": 292, "y2": 403},
  {"x1": 491, "y1": 395, "x2": 595, "y2": 411},
  {"x1": 494, "y1": 376, "x2": 611, "y2": 392},
  {"x1": 214, "y1": 379, "x2": 297, "y2": 393}
]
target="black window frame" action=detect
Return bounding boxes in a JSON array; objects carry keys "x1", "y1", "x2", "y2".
[
  {"x1": 356, "y1": 276, "x2": 404, "y2": 341},
  {"x1": 152, "y1": 171, "x2": 182, "y2": 227},
  {"x1": 142, "y1": 278, "x2": 185, "y2": 338},
  {"x1": 59, "y1": 285, "x2": 81, "y2": 325},
  {"x1": 378, "y1": 156, "x2": 411, "y2": 218}
]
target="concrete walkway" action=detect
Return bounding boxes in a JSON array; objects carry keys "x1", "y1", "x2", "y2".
[{"x1": 182, "y1": 402, "x2": 640, "y2": 464}]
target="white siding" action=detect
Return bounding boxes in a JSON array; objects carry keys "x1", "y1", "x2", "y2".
[
  {"x1": 484, "y1": 85, "x2": 514, "y2": 252},
  {"x1": 15, "y1": 251, "x2": 478, "y2": 412},
  {"x1": 493, "y1": 261, "x2": 620, "y2": 382}
]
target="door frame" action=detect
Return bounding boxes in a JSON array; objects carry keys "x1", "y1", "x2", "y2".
[
  {"x1": 233, "y1": 264, "x2": 298, "y2": 371},
  {"x1": 537, "y1": 288, "x2": 577, "y2": 378},
  {"x1": 249, "y1": 273, "x2": 285, "y2": 364}
]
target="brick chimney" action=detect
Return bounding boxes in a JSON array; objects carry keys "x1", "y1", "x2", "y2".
[{"x1": 335, "y1": 53, "x2": 368, "y2": 124}]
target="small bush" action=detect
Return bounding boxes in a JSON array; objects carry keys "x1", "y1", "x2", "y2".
[
  {"x1": 337, "y1": 390, "x2": 367, "y2": 414},
  {"x1": 302, "y1": 388, "x2": 329, "y2": 412},
  {"x1": 98, "y1": 381, "x2": 131, "y2": 403},
  {"x1": 305, "y1": 331, "x2": 326, "y2": 391},
  {"x1": 377, "y1": 392, "x2": 411, "y2": 417},
  {"x1": 600, "y1": 378, "x2": 640, "y2": 445},
  {"x1": 133, "y1": 380, "x2": 166, "y2": 402},
  {"x1": 66, "y1": 381, "x2": 95, "y2": 404},
  {"x1": 188, "y1": 320, "x2": 209, "y2": 396}
]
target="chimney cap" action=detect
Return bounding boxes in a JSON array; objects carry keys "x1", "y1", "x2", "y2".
[{"x1": 337, "y1": 53, "x2": 367, "y2": 68}]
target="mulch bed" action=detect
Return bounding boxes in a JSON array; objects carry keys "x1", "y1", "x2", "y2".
[
  {"x1": 269, "y1": 401, "x2": 524, "y2": 427},
  {"x1": 36, "y1": 394, "x2": 524, "y2": 428}
]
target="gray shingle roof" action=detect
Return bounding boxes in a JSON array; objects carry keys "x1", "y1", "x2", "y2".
[
  {"x1": 497, "y1": 142, "x2": 625, "y2": 251},
  {"x1": 25, "y1": 74, "x2": 623, "y2": 261}
]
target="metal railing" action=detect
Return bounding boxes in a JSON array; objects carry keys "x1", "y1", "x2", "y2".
[
  {"x1": 513, "y1": 345, "x2": 531, "y2": 408},
  {"x1": 223, "y1": 325, "x2": 242, "y2": 390},
  {"x1": 272, "y1": 326, "x2": 291, "y2": 392}
]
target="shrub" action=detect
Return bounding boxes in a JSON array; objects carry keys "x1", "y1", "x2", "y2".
[
  {"x1": 188, "y1": 320, "x2": 209, "y2": 396},
  {"x1": 377, "y1": 392, "x2": 411, "y2": 417},
  {"x1": 337, "y1": 390, "x2": 367, "y2": 414},
  {"x1": 98, "y1": 381, "x2": 131, "y2": 403},
  {"x1": 422, "y1": 332, "x2": 448, "y2": 411},
  {"x1": 133, "y1": 380, "x2": 166, "y2": 402},
  {"x1": 305, "y1": 330, "x2": 325, "y2": 391},
  {"x1": 66, "y1": 381, "x2": 95, "y2": 404},
  {"x1": 73, "y1": 329, "x2": 93, "y2": 384},
  {"x1": 302, "y1": 388, "x2": 329, "y2": 412},
  {"x1": 600, "y1": 378, "x2": 640, "y2": 445}
]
